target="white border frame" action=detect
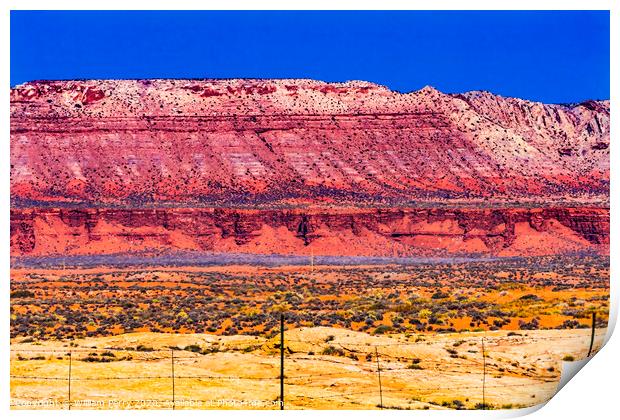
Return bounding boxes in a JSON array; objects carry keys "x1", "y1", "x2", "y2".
[{"x1": 2, "y1": 2, "x2": 616, "y2": 419}]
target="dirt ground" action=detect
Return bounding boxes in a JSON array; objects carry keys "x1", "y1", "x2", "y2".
[{"x1": 10, "y1": 326, "x2": 606, "y2": 410}]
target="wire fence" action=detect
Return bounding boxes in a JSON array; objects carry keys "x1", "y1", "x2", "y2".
[{"x1": 10, "y1": 314, "x2": 604, "y2": 410}]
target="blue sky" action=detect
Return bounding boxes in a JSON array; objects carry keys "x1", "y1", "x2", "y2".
[{"x1": 10, "y1": 10, "x2": 609, "y2": 103}]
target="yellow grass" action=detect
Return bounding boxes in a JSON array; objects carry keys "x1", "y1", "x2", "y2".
[{"x1": 10, "y1": 327, "x2": 606, "y2": 410}]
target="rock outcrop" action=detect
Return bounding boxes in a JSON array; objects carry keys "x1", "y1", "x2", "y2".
[
  {"x1": 10, "y1": 79, "x2": 609, "y2": 258},
  {"x1": 10, "y1": 207, "x2": 609, "y2": 257},
  {"x1": 11, "y1": 79, "x2": 609, "y2": 206}
]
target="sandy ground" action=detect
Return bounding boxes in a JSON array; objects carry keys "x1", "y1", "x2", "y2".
[{"x1": 10, "y1": 327, "x2": 606, "y2": 410}]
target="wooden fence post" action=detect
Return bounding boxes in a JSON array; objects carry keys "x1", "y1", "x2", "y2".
[
  {"x1": 68, "y1": 352, "x2": 72, "y2": 410},
  {"x1": 280, "y1": 313, "x2": 285, "y2": 410},
  {"x1": 171, "y1": 349, "x2": 176, "y2": 410},
  {"x1": 588, "y1": 312, "x2": 597, "y2": 357},
  {"x1": 481, "y1": 338, "x2": 486, "y2": 410},
  {"x1": 375, "y1": 347, "x2": 383, "y2": 409}
]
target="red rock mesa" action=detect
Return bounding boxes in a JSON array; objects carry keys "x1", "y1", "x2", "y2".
[{"x1": 10, "y1": 79, "x2": 609, "y2": 257}]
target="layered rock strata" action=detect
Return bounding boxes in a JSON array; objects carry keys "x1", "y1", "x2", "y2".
[{"x1": 10, "y1": 79, "x2": 609, "y2": 258}]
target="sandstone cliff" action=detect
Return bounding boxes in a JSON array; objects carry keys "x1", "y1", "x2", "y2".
[
  {"x1": 10, "y1": 207, "x2": 609, "y2": 258},
  {"x1": 11, "y1": 79, "x2": 609, "y2": 206},
  {"x1": 10, "y1": 79, "x2": 609, "y2": 258}
]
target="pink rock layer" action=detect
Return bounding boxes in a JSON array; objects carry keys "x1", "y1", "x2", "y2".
[{"x1": 11, "y1": 79, "x2": 609, "y2": 206}]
